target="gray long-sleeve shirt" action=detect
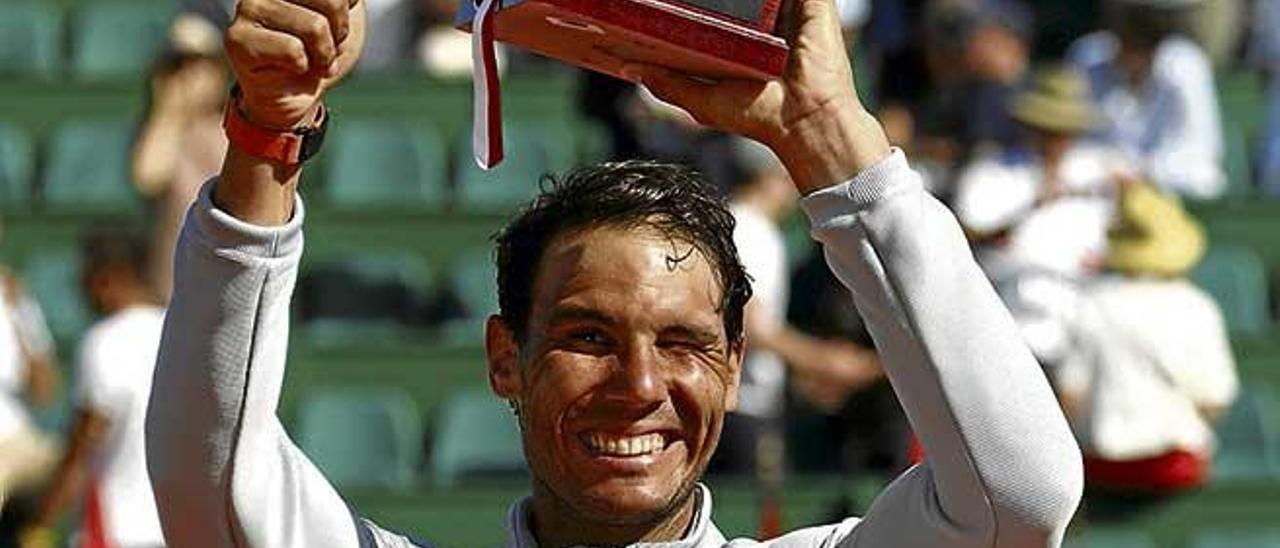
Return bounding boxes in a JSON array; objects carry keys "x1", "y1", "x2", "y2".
[{"x1": 146, "y1": 151, "x2": 1083, "y2": 547}]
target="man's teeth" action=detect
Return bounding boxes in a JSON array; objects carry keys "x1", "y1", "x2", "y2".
[{"x1": 584, "y1": 433, "x2": 666, "y2": 456}]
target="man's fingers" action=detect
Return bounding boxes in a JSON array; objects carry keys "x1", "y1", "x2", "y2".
[
  {"x1": 237, "y1": 0, "x2": 338, "y2": 70},
  {"x1": 226, "y1": 19, "x2": 310, "y2": 75},
  {"x1": 624, "y1": 64, "x2": 717, "y2": 123},
  {"x1": 290, "y1": 0, "x2": 351, "y2": 46}
]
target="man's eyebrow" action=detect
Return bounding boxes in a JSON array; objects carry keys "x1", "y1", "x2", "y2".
[
  {"x1": 661, "y1": 323, "x2": 722, "y2": 345},
  {"x1": 546, "y1": 305, "x2": 614, "y2": 326}
]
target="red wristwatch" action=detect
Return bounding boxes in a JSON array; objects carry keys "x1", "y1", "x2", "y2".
[{"x1": 223, "y1": 85, "x2": 329, "y2": 166}]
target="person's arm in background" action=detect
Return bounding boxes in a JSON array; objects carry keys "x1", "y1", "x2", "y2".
[
  {"x1": 2, "y1": 271, "x2": 60, "y2": 409},
  {"x1": 26, "y1": 410, "x2": 111, "y2": 536},
  {"x1": 131, "y1": 61, "x2": 195, "y2": 198},
  {"x1": 145, "y1": 0, "x2": 419, "y2": 546},
  {"x1": 744, "y1": 300, "x2": 883, "y2": 407},
  {"x1": 632, "y1": 0, "x2": 1082, "y2": 545}
]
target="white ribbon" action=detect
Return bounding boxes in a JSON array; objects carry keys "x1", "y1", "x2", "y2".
[{"x1": 471, "y1": 0, "x2": 504, "y2": 170}]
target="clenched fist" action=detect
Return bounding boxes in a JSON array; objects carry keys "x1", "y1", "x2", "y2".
[{"x1": 225, "y1": 0, "x2": 366, "y2": 129}]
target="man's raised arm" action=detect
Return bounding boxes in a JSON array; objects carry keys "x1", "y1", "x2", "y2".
[
  {"x1": 634, "y1": 1, "x2": 1083, "y2": 546},
  {"x1": 144, "y1": 1, "x2": 391, "y2": 546}
]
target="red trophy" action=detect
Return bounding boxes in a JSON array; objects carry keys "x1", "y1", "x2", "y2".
[
  {"x1": 456, "y1": 0, "x2": 789, "y2": 81},
  {"x1": 458, "y1": 0, "x2": 790, "y2": 168}
]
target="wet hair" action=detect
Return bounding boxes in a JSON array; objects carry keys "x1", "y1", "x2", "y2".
[
  {"x1": 81, "y1": 228, "x2": 150, "y2": 282},
  {"x1": 495, "y1": 160, "x2": 753, "y2": 346}
]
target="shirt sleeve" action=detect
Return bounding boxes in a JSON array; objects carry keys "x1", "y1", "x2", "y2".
[
  {"x1": 798, "y1": 151, "x2": 1083, "y2": 548},
  {"x1": 145, "y1": 181, "x2": 368, "y2": 548},
  {"x1": 74, "y1": 328, "x2": 114, "y2": 412}
]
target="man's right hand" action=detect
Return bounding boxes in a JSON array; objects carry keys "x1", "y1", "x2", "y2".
[{"x1": 225, "y1": 0, "x2": 366, "y2": 130}]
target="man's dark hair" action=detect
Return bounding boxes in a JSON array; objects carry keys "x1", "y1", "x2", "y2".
[
  {"x1": 82, "y1": 228, "x2": 150, "y2": 282},
  {"x1": 495, "y1": 160, "x2": 753, "y2": 346}
]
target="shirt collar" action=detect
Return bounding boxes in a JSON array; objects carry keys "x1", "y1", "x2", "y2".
[{"x1": 505, "y1": 484, "x2": 726, "y2": 548}]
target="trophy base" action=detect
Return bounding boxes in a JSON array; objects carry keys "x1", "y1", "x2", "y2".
[{"x1": 460, "y1": 0, "x2": 790, "y2": 81}]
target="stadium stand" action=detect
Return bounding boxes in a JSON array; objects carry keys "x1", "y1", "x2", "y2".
[
  {"x1": 430, "y1": 390, "x2": 526, "y2": 487},
  {"x1": 0, "y1": 122, "x2": 33, "y2": 209},
  {"x1": 20, "y1": 248, "x2": 89, "y2": 340},
  {"x1": 0, "y1": 2, "x2": 61, "y2": 78},
  {"x1": 1191, "y1": 244, "x2": 1272, "y2": 338},
  {"x1": 454, "y1": 121, "x2": 577, "y2": 211},
  {"x1": 1188, "y1": 529, "x2": 1280, "y2": 548},
  {"x1": 1215, "y1": 384, "x2": 1280, "y2": 481},
  {"x1": 1063, "y1": 529, "x2": 1158, "y2": 548},
  {"x1": 297, "y1": 386, "x2": 425, "y2": 491},
  {"x1": 40, "y1": 120, "x2": 141, "y2": 212},
  {"x1": 69, "y1": 2, "x2": 172, "y2": 78},
  {"x1": 323, "y1": 120, "x2": 450, "y2": 210}
]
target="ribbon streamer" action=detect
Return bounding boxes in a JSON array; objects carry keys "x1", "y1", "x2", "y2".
[{"x1": 472, "y1": 0, "x2": 504, "y2": 170}]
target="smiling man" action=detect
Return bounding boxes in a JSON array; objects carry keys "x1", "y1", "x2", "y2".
[{"x1": 144, "y1": 0, "x2": 1083, "y2": 546}]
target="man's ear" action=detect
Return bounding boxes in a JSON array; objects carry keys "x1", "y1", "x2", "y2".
[
  {"x1": 485, "y1": 315, "x2": 522, "y2": 399},
  {"x1": 724, "y1": 338, "x2": 745, "y2": 412}
]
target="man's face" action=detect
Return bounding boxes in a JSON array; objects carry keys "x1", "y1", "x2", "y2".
[{"x1": 486, "y1": 225, "x2": 742, "y2": 526}]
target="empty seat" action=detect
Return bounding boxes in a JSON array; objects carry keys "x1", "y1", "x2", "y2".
[
  {"x1": 1189, "y1": 529, "x2": 1280, "y2": 548},
  {"x1": 447, "y1": 248, "x2": 498, "y2": 320},
  {"x1": 323, "y1": 121, "x2": 448, "y2": 209},
  {"x1": 1222, "y1": 125, "x2": 1255, "y2": 199},
  {"x1": 0, "y1": 3, "x2": 61, "y2": 77},
  {"x1": 430, "y1": 390, "x2": 525, "y2": 487},
  {"x1": 1214, "y1": 385, "x2": 1280, "y2": 481},
  {"x1": 41, "y1": 120, "x2": 140, "y2": 212},
  {"x1": 70, "y1": 3, "x2": 172, "y2": 77},
  {"x1": 296, "y1": 386, "x2": 424, "y2": 490},
  {"x1": 1190, "y1": 244, "x2": 1270, "y2": 337},
  {"x1": 0, "y1": 123, "x2": 34, "y2": 208},
  {"x1": 455, "y1": 121, "x2": 577, "y2": 211},
  {"x1": 21, "y1": 250, "x2": 90, "y2": 340}
]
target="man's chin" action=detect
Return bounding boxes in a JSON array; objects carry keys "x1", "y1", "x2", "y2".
[{"x1": 573, "y1": 480, "x2": 696, "y2": 526}]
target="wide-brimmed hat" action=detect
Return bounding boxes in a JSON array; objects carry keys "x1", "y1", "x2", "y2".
[
  {"x1": 1009, "y1": 67, "x2": 1099, "y2": 135},
  {"x1": 1106, "y1": 183, "x2": 1207, "y2": 277}
]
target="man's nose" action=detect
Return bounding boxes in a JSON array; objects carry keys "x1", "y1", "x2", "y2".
[{"x1": 606, "y1": 343, "x2": 669, "y2": 407}]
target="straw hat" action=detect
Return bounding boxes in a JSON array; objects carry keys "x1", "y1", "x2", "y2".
[
  {"x1": 1106, "y1": 183, "x2": 1207, "y2": 277},
  {"x1": 1009, "y1": 67, "x2": 1099, "y2": 135}
]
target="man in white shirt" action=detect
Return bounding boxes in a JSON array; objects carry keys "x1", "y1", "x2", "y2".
[
  {"x1": 0, "y1": 267, "x2": 60, "y2": 512},
  {"x1": 1057, "y1": 183, "x2": 1237, "y2": 493},
  {"x1": 1068, "y1": 0, "x2": 1226, "y2": 199},
  {"x1": 25, "y1": 231, "x2": 167, "y2": 548},
  {"x1": 144, "y1": 0, "x2": 1083, "y2": 546}
]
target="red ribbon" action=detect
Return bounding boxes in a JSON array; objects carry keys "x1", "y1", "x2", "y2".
[{"x1": 472, "y1": 0, "x2": 504, "y2": 169}]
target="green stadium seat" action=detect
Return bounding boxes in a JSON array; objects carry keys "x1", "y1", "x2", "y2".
[
  {"x1": 1190, "y1": 245, "x2": 1271, "y2": 337},
  {"x1": 1223, "y1": 125, "x2": 1255, "y2": 199},
  {"x1": 1063, "y1": 528, "x2": 1157, "y2": 548},
  {"x1": 323, "y1": 121, "x2": 449, "y2": 209},
  {"x1": 0, "y1": 123, "x2": 33, "y2": 208},
  {"x1": 1214, "y1": 385, "x2": 1280, "y2": 481},
  {"x1": 41, "y1": 120, "x2": 140, "y2": 212},
  {"x1": 0, "y1": 3, "x2": 61, "y2": 77},
  {"x1": 430, "y1": 390, "x2": 525, "y2": 487},
  {"x1": 296, "y1": 386, "x2": 424, "y2": 490},
  {"x1": 70, "y1": 3, "x2": 172, "y2": 78},
  {"x1": 455, "y1": 121, "x2": 577, "y2": 211},
  {"x1": 447, "y1": 247, "x2": 498, "y2": 321},
  {"x1": 1189, "y1": 529, "x2": 1280, "y2": 548},
  {"x1": 21, "y1": 249, "x2": 90, "y2": 340}
]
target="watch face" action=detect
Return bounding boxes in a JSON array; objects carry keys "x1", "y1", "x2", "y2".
[{"x1": 675, "y1": 0, "x2": 768, "y2": 22}]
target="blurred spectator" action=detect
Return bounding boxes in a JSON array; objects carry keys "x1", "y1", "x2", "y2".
[
  {"x1": 23, "y1": 230, "x2": 165, "y2": 548},
  {"x1": 0, "y1": 266, "x2": 60, "y2": 511},
  {"x1": 913, "y1": 0, "x2": 1034, "y2": 195},
  {"x1": 1068, "y1": 0, "x2": 1227, "y2": 199},
  {"x1": 131, "y1": 14, "x2": 229, "y2": 302},
  {"x1": 1056, "y1": 182, "x2": 1237, "y2": 495},
  {"x1": 1254, "y1": 0, "x2": 1280, "y2": 196},
  {"x1": 953, "y1": 67, "x2": 1122, "y2": 364},
  {"x1": 787, "y1": 245, "x2": 904, "y2": 480},
  {"x1": 1183, "y1": 0, "x2": 1244, "y2": 69},
  {"x1": 710, "y1": 139, "x2": 880, "y2": 476},
  {"x1": 416, "y1": 0, "x2": 508, "y2": 77}
]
